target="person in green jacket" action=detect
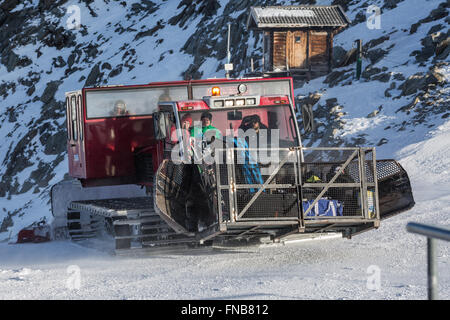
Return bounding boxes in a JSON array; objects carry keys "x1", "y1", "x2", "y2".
[{"x1": 190, "y1": 111, "x2": 222, "y2": 141}]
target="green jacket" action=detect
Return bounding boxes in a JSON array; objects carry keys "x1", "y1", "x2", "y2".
[{"x1": 189, "y1": 125, "x2": 222, "y2": 140}]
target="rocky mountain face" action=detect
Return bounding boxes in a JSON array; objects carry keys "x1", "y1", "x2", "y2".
[
  {"x1": 0, "y1": 0, "x2": 448, "y2": 239},
  {"x1": 296, "y1": 0, "x2": 449, "y2": 153}
]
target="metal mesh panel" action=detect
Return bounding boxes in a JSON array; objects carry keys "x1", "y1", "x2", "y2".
[
  {"x1": 220, "y1": 189, "x2": 231, "y2": 221},
  {"x1": 346, "y1": 161, "x2": 362, "y2": 182},
  {"x1": 302, "y1": 187, "x2": 361, "y2": 217},
  {"x1": 236, "y1": 188, "x2": 299, "y2": 219},
  {"x1": 300, "y1": 148, "x2": 378, "y2": 220},
  {"x1": 233, "y1": 149, "x2": 296, "y2": 186},
  {"x1": 362, "y1": 150, "x2": 375, "y2": 183},
  {"x1": 375, "y1": 160, "x2": 403, "y2": 180},
  {"x1": 216, "y1": 148, "x2": 300, "y2": 221},
  {"x1": 273, "y1": 162, "x2": 297, "y2": 185},
  {"x1": 327, "y1": 187, "x2": 361, "y2": 217},
  {"x1": 215, "y1": 147, "x2": 380, "y2": 223},
  {"x1": 340, "y1": 159, "x2": 402, "y2": 183},
  {"x1": 352, "y1": 160, "x2": 403, "y2": 183},
  {"x1": 303, "y1": 149, "x2": 357, "y2": 163},
  {"x1": 218, "y1": 164, "x2": 229, "y2": 186},
  {"x1": 302, "y1": 162, "x2": 359, "y2": 183},
  {"x1": 162, "y1": 161, "x2": 184, "y2": 186}
]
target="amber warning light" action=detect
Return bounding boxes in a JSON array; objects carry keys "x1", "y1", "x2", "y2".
[{"x1": 211, "y1": 86, "x2": 220, "y2": 96}]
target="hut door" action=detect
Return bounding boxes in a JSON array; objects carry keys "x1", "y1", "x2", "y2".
[
  {"x1": 273, "y1": 31, "x2": 287, "y2": 71},
  {"x1": 287, "y1": 31, "x2": 307, "y2": 69},
  {"x1": 309, "y1": 31, "x2": 329, "y2": 71}
]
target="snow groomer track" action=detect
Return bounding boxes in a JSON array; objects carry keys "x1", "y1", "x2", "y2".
[{"x1": 67, "y1": 197, "x2": 198, "y2": 254}]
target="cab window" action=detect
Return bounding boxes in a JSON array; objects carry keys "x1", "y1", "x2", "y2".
[
  {"x1": 71, "y1": 96, "x2": 78, "y2": 141},
  {"x1": 77, "y1": 95, "x2": 83, "y2": 141},
  {"x1": 65, "y1": 97, "x2": 71, "y2": 141},
  {"x1": 85, "y1": 86, "x2": 188, "y2": 119},
  {"x1": 163, "y1": 112, "x2": 177, "y2": 145}
]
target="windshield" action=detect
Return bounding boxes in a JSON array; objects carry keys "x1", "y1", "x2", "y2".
[
  {"x1": 85, "y1": 86, "x2": 187, "y2": 119},
  {"x1": 83, "y1": 79, "x2": 293, "y2": 119},
  {"x1": 177, "y1": 105, "x2": 298, "y2": 148}
]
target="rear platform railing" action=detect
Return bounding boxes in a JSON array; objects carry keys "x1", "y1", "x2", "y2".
[
  {"x1": 301, "y1": 147, "x2": 380, "y2": 222},
  {"x1": 216, "y1": 148, "x2": 303, "y2": 224},
  {"x1": 215, "y1": 146, "x2": 380, "y2": 227}
]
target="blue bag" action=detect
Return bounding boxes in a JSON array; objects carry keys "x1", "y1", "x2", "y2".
[{"x1": 303, "y1": 199, "x2": 343, "y2": 217}]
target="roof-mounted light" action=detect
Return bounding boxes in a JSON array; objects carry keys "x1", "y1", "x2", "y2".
[{"x1": 212, "y1": 86, "x2": 220, "y2": 96}]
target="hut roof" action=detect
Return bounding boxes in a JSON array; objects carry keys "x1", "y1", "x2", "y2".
[{"x1": 247, "y1": 5, "x2": 351, "y2": 29}]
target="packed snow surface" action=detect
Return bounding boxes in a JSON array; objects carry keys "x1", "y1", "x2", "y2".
[{"x1": 0, "y1": 121, "x2": 449, "y2": 300}]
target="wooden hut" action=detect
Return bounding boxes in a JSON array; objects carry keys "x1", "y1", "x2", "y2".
[{"x1": 247, "y1": 6, "x2": 350, "y2": 78}]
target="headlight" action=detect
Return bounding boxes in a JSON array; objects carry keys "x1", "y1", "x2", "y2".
[
  {"x1": 225, "y1": 99, "x2": 235, "y2": 107},
  {"x1": 246, "y1": 98, "x2": 256, "y2": 105},
  {"x1": 214, "y1": 100, "x2": 224, "y2": 108}
]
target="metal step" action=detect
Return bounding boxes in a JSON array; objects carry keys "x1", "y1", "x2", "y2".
[
  {"x1": 68, "y1": 220, "x2": 103, "y2": 225},
  {"x1": 113, "y1": 216, "x2": 164, "y2": 225},
  {"x1": 114, "y1": 244, "x2": 213, "y2": 256},
  {"x1": 142, "y1": 237, "x2": 196, "y2": 246},
  {"x1": 114, "y1": 232, "x2": 180, "y2": 240},
  {"x1": 68, "y1": 228, "x2": 102, "y2": 235},
  {"x1": 70, "y1": 233, "x2": 98, "y2": 240},
  {"x1": 141, "y1": 224, "x2": 172, "y2": 231},
  {"x1": 70, "y1": 197, "x2": 155, "y2": 218}
]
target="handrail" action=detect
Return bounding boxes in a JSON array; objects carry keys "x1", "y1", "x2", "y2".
[
  {"x1": 406, "y1": 222, "x2": 450, "y2": 300},
  {"x1": 406, "y1": 222, "x2": 450, "y2": 242}
]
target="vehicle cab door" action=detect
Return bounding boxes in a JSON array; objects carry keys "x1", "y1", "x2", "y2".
[
  {"x1": 66, "y1": 92, "x2": 85, "y2": 177},
  {"x1": 155, "y1": 103, "x2": 182, "y2": 160},
  {"x1": 153, "y1": 103, "x2": 194, "y2": 234}
]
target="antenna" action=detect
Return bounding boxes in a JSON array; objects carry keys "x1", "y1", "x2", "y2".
[{"x1": 225, "y1": 23, "x2": 233, "y2": 79}]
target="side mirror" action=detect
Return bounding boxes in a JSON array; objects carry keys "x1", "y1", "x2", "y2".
[
  {"x1": 301, "y1": 103, "x2": 314, "y2": 133},
  {"x1": 153, "y1": 112, "x2": 167, "y2": 140}
]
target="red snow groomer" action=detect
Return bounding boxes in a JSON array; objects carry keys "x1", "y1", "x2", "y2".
[
  {"x1": 17, "y1": 222, "x2": 51, "y2": 243},
  {"x1": 51, "y1": 77, "x2": 415, "y2": 253}
]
